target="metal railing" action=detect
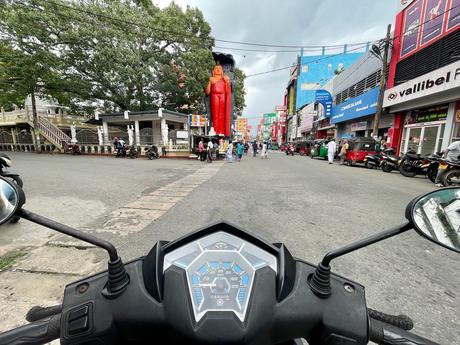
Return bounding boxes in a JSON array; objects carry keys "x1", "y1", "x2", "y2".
[{"x1": 36, "y1": 116, "x2": 71, "y2": 148}]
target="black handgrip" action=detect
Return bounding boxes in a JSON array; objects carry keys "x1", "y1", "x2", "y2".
[
  {"x1": 26, "y1": 305, "x2": 62, "y2": 322},
  {"x1": 369, "y1": 318, "x2": 440, "y2": 345},
  {"x1": 0, "y1": 314, "x2": 61, "y2": 345},
  {"x1": 368, "y1": 308, "x2": 414, "y2": 330}
]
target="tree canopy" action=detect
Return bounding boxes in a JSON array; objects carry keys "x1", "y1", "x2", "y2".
[{"x1": 0, "y1": 0, "x2": 246, "y2": 115}]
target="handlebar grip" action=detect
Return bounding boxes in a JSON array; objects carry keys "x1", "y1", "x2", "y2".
[
  {"x1": 0, "y1": 314, "x2": 61, "y2": 345},
  {"x1": 369, "y1": 318, "x2": 439, "y2": 345},
  {"x1": 26, "y1": 305, "x2": 62, "y2": 322}
]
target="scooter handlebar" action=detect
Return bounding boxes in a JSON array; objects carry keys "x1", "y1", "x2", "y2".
[
  {"x1": 369, "y1": 318, "x2": 439, "y2": 345},
  {"x1": 0, "y1": 314, "x2": 61, "y2": 345}
]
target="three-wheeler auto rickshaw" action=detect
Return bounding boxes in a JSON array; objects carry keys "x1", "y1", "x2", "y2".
[
  {"x1": 310, "y1": 139, "x2": 329, "y2": 159},
  {"x1": 345, "y1": 137, "x2": 377, "y2": 166},
  {"x1": 295, "y1": 141, "x2": 312, "y2": 156}
]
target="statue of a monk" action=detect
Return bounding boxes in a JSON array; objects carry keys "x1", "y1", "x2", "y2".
[{"x1": 205, "y1": 64, "x2": 231, "y2": 137}]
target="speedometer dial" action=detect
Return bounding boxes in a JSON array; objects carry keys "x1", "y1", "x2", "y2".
[{"x1": 163, "y1": 232, "x2": 277, "y2": 322}]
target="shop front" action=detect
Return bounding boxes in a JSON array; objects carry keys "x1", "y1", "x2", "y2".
[
  {"x1": 384, "y1": 60, "x2": 460, "y2": 154},
  {"x1": 331, "y1": 87, "x2": 393, "y2": 141}
]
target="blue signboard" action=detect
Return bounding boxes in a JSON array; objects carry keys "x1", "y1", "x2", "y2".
[
  {"x1": 315, "y1": 90, "x2": 332, "y2": 117},
  {"x1": 331, "y1": 87, "x2": 379, "y2": 124},
  {"x1": 295, "y1": 51, "x2": 365, "y2": 109}
]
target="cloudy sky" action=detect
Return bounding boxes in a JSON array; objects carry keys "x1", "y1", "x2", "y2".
[{"x1": 155, "y1": 0, "x2": 399, "y2": 129}]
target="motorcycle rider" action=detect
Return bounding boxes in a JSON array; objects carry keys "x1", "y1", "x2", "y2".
[{"x1": 435, "y1": 140, "x2": 460, "y2": 187}]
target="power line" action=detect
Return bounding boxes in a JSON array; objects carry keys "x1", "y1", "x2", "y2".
[{"x1": 245, "y1": 43, "x2": 372, "y2": 78}]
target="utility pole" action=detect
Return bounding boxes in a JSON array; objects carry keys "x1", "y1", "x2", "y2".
[
  {"x1": 372, "y1": 24, "x2": 391, "y2": 139},
  {"x1": 30, "y1": 88, "x2": 41, "y2": 152}
]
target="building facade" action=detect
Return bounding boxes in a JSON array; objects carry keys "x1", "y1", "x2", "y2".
[{"x1": 385, "y1": 0, "x2": 460, "y2": 154}]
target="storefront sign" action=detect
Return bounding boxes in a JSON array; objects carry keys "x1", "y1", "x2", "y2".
[
  {"x1": 404, "y1": 107, "x2": 448, "y2": 124},
  {"x1": 331, "y1": 87, "x2": 379, "y2": 124},
  {"x1": 236, "y1": 117, "x2": 248, "y2": 132},
  {"x1": 315, "y1": 89, "x2": 333, "y2": 117},
  {"x1": 384, "y1": 61, "x2": 460, "y2": 107},
  {"x1": 351, "y1": 121, "x2": 368, "y2": 131},
  {"x1": 275, "y1": 105, "x2": 287, "y2": 111}
]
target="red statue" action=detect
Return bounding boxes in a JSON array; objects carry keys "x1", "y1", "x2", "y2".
[{"x1": 205, "y1": 64, "x2": 231, "y2": 137}]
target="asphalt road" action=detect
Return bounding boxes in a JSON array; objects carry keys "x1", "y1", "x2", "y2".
[{"x1": 0, "y1": 151, "x2": 458, "y2": 344}]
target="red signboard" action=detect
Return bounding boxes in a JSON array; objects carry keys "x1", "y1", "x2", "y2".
[
  {"x1": 446, "y1": 0, "x2": 460, "y2": 32},
  {"x1": 399, "y1": 0, "x2": 459, "y2": 59}
]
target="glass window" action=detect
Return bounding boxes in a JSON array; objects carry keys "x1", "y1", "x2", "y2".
[{"x1": 452, "y1": 122, "x2": 460, "y2": 142}]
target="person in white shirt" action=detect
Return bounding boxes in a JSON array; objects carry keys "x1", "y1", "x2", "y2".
[
  {"x1": 435, "y1": 140, "x2": 460, "y2": 186},
  {"x1": 207, "y1": 140, "x2": 213, "y2": 163},
  {"x1": 327, "y1": 139, "x2": 337, "y2": 164}
]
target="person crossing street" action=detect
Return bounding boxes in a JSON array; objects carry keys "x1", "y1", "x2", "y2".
[{"x1": 327, "y1": 139, "x2": 337, "y2": 164}]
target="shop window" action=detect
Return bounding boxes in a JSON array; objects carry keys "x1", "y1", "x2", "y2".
[{"x1": 452, "y1": 122, "x2": 460, "y2": 141}]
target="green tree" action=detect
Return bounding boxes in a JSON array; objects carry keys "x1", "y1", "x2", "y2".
[
  {"x1": 233, "y1": 68, "x2": 246, "y2": 115},
  {"x1": 0, "y1": 0, "x2": 245, "y2": 115}
]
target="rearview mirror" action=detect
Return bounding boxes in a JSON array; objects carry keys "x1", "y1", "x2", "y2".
[
  {"x1": 408, "y1": 187, "x2": 460, "y2": 253},
  {"x1": 0, "y1": 177, "x2": 25, "y2": 225}
]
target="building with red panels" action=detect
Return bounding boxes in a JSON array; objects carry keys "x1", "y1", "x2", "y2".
[{"x1": 385, "y1": 0, "x2": 460, "y2": 154}]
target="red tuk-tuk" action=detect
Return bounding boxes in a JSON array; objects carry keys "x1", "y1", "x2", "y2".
[{"x1": 345, "y1": 137, "x2": 376, "y2": 166}]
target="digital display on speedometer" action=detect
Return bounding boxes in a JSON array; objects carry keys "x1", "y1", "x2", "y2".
[{"x1": 163, "y1": 232, "x2": 277, "y2": 322}]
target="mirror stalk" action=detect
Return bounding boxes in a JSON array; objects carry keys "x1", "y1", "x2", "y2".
[
  {"x1": 309, "y1": 222, "x2": 413, "y2": 298},
  {"x1": 18, "y1": 209, "x2": 129, "y2": 297}
]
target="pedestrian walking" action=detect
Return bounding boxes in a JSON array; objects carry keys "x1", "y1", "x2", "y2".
[
  {"x1": 207, "y1": 140, "x2": 213, "y2": 163},
  {"x1": 327, "y1": 139, "x2": 337, "y2": 164},
  {"x1": 213, "y1": 140, "x2": 219, "y2": 160},
  {"x1": 244, "y1": 142, "x2": 249, "y2": 156},
  {"x1": 252, "y1": 141, "x2": 258, "y2": 157},
  {"x1": 339, "y1": 140, "x2": 349, "y2": 165},
  {"x1": 226, "y1": 141, "x2": 233, "y2": 163},
  {"x1": 198, "y1": 138, "x2": 205, "y2": 162},
  {"x1": 261, "y1": 142, "x2": 268, "y2": 159},
  {"x1": 237, "y1": 141, "x2": 244, "y2": 161}
]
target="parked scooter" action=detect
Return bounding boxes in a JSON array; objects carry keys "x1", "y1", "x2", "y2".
[
  {"x1": 0, "y1": 177, "x2": 457, "y2": 345},
  {"x1": 127, "y1": 145, "x2": 139, "y2": 159},
  {"x1": 438, "y1": 159, "x2": 460, "y2": 186},
  {"x1": 398, "y1": 150, "x2": 434, "y2": 178},
  {"x1": 363, "y1": 152, "x2": 383, "y2": 169},
  {"x1": 64, "y1": 143, "x2": 81, "y2": 155},
  {"x1": 145, "y1": 145, "x2": 160, "y2": 160},
  {"x1": 0, "y1": 153, "x2": 22, "y2": 223},
  {"x1": 380, "y1": 151, "x2": 401, "y2": 173}
]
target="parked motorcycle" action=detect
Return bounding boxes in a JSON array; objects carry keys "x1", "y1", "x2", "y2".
[
  {"x1": 64, "y1": 143, "x2": 81, "y2": 155},
  {"x1": 438, "y1": 159, "x2": 460, "y2": 186},
  {"x1": 145, "y1": 145, "x2": 160, "y2": 160},
  {"x1": 127, "y1": 145, "x2": 139, "y2": 159},
  {"x1": 380, "y1": 154, "x2": 400, "y2": 173},
  {"x1": 363, "y1": 152, "x2": 383, "y2": 169},
  {"x1": 0, "y1": 177, "x2": 457, "y2": 345},
  {"x1": 398, "y1": 150, "x2": 440, "y2": 179}
]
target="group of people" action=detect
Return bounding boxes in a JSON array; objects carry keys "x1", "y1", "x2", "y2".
[
  {"x1": 113, "y1": 137, "x2": 126, "y2": 156},
  {"x1": 198, "y1": 138, "x2": 219, "y2": 163},
  {"x1": 198, "y1": 138, "x2": 270, "y2": 163}
]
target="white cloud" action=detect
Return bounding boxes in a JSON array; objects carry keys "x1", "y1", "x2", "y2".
[{"x1": 152, "y1": 0, "x2": 398, "y2": 122}]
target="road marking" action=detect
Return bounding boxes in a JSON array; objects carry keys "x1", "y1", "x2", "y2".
[{"x1": 99, "y1": 162, "x2": 224, "y2": 235}]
